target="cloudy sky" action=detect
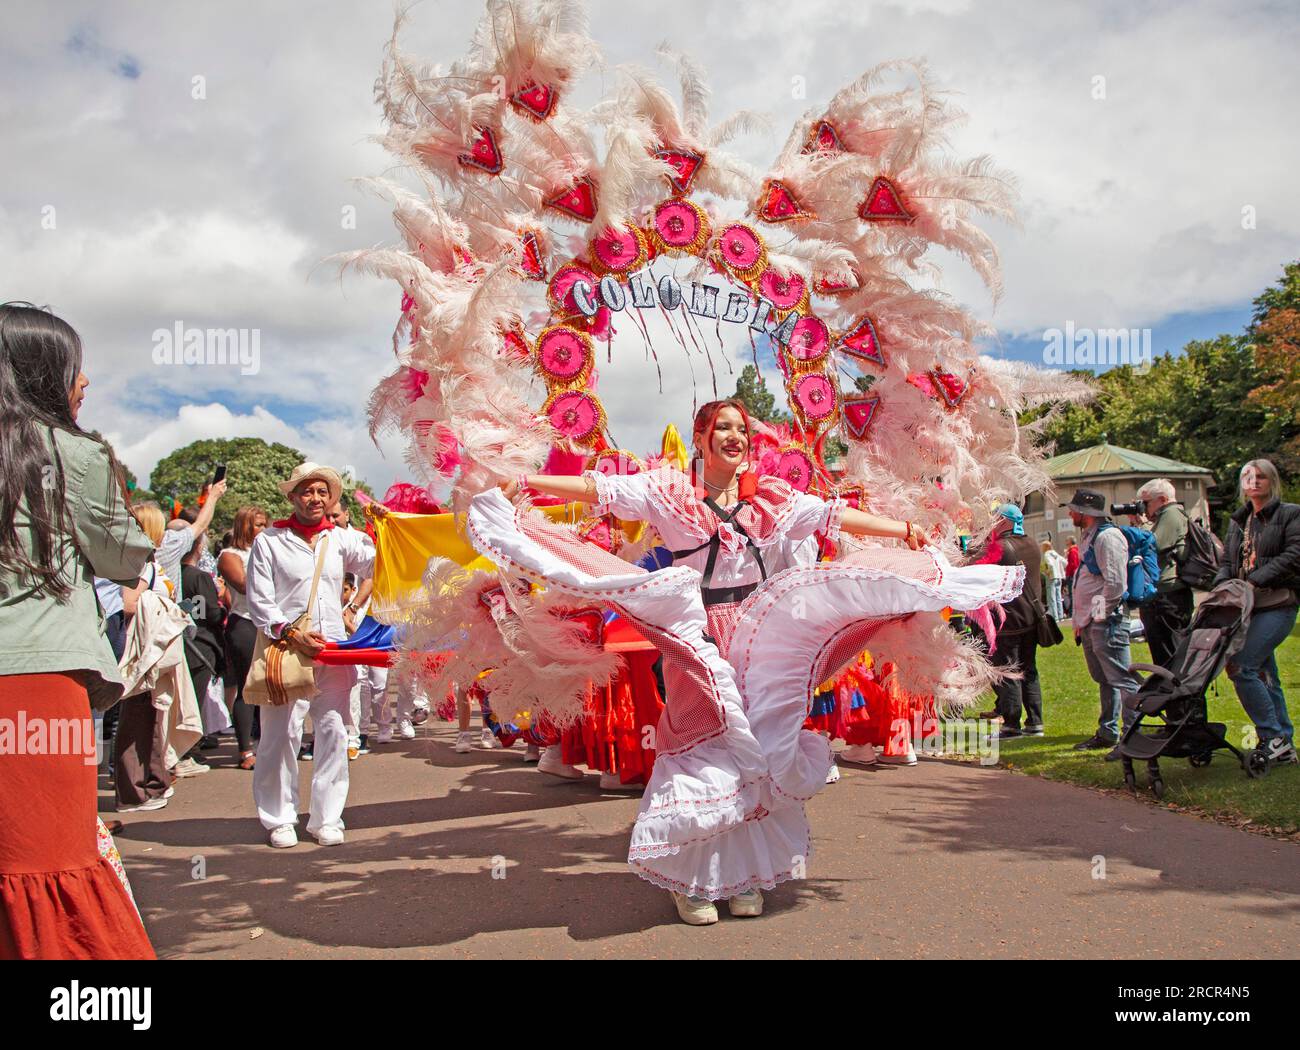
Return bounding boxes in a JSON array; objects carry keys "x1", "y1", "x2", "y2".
[{"x1": 3, "y1": 0, "x2": 1297, "y2": 493}]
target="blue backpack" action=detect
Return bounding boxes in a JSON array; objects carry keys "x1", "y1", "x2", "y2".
[{"x1": 1082, "y1": 521, "x2": 1159, "y2": 606}]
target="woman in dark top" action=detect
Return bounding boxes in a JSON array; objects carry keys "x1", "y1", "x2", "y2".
[
  {"x1": 1214, "y1": 459, "x2": 1300, "y2": 764},
  {"x1": 181, "y1": 531, "x2": 226, "y2": 756},
  {"x1": 0, "y1": 303, "x2": 155, "y2": 959}
]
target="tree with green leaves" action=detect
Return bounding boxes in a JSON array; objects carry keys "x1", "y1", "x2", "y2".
[
  {"x1": 732, "y1": 363, "x2": 790, "y2": 424},
  {"x1": 147, "y1": 438, "x2": 375, "y2": 539}
]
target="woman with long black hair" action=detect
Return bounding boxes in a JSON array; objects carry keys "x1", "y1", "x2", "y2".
[{"x1": 0, "y1": 302, "x2": 156, "y2": 959}]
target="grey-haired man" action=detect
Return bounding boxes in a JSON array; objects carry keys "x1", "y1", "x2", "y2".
[{"x1": 1065, "y1": 489, "x2": 1140, "y2": 755}]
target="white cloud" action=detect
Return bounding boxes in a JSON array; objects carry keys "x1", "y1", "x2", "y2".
[{"x1": 3, "y1": 0, "x2": 1296, "y2": 489}]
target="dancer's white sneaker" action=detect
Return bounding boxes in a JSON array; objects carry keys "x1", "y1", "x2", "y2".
[
  {"x1": 398, "y1": 718, "x2": 416, "y2": 740},
  {"x1": 478, "y1": 728, "x2": 501, "y2": 749},
  {"x1": 313, "y1": 826, "x2": 345, "y2": 846},
  {"x1": 453, "y1": 731, "x2": 474, "y2": 753},
  {"x1": 728, "y1": 889, "x2": 763, "y2": 917},
  {"x1": 523, "y1": 743, "x2": 541, "y2": 763},
  {"x1": 824, "y1": 762, "x2": 840, "y2": 784},
  {"x1": 673, "y1": 893, "x2": 718, "y2": 926},
  {"x1": 268, "y1": 824, "x2": 298, "y2": 849},
  {"x1": 538, "y1": 747, "x2": 584, "y2": 780},
  {"x1": 598, "y1": 771, "x2": 640, "y2": 791},
  {"x1": 839, "y1": 743, "x2": 877, "y2": 766},
  {"x1": 877, "y1": 741, "x2": 917, "y2": 766}
]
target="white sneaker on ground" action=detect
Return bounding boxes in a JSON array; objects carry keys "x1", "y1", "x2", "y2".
[
  {"x1": 398, "y1": 718, "x2": 416, "y2": 740},
  {"x1": 375, "y1": 725, "x2": 394, "y2": 744},
  {"x1": 839, "y1": 743, "x2": 877, "y2": 766},
  {"x1": 538, "y1": 747, "x2": 584, "y2": 780},
  {"x1": 479, "y1": 728, "x2": 501, "y2": 749},
  {"x1": 116, "y1": 796, "x2": 168, "y2": 813},
  {"x1": 162, "y1": 786, "x2": 175, "y2": 799},
  {"x1": 598, "y1": 771, "x2": 640, "y2": 791},
  {"x1": 313, "y1": 826, "x2": 345, "y2": 846},
  {"x1": 825, "y1": 762, "x2": 840, "y2": 784},
  {"x1": 172, "y1": 757, "x2": 211, "y2": 777},
  {"x1": 453, "y1": 731, "x2": 474, "y2": 753},
  {"x1": 268, "y1": 824, "x2": 298, "y2": 848},
  {"x1": 523, "y1": 743, "x2": 541, "y2": 763},
  {"x1": 877, "y1": 742, "x2": 918, "y2": 766},
  {"x1": 672, "y1": 892, "x2": 718, "y2": 926},
  {"x1": 728, "y1": 889, "x2": 763, "y2": 917}
]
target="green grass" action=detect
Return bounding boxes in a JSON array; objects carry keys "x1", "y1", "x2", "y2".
[{"x1": 953, "y1": 628, "x2": 1300, "y2": 833}]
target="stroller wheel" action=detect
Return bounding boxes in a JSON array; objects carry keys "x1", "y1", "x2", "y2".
[
  {"x1": 1150, "y1": 777, "x2": 1165, "y2": 799},
  {"x1": 1244, "y1": 750, "x2": 1270, "y2": 779},
  {"x1": 1189, "y1": 752, "x2": 1213, "y2": 768},
  {"x1": 1123, "y1": 769, "x2": 1137, "y2": 793}
]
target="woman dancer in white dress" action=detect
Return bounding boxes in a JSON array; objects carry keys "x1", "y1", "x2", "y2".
[{"x1": 482, "y1": 399, "x2": 1022, "y2": 925}]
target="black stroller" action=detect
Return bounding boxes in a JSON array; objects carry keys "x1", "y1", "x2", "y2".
[{"x1": 1118, "y1": 580, "x2": 1265, "y2": 797}]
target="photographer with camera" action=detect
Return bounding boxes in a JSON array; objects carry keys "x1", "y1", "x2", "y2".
[{"x1": 1122, "y1": 479, "x2": 1193, "y2": 669}]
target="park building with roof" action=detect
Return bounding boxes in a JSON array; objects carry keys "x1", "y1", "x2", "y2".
[{"x1": 1024, "y1": 437, "x2": 1215, "y2": 552}]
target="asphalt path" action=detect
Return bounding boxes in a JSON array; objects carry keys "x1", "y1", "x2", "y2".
[{"x1": 101, "y1": 725, "x2": 1300, "y2": 959}]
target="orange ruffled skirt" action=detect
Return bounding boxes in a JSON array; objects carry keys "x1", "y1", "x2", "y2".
[{"x1": 0, "y1": 673, "x2": 154, "y2": 960}]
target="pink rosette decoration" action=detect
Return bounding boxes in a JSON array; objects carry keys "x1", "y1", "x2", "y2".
[
  {"x1": 787, "y1": 316, "x2": 830, "y2": 364},
  {"x1": 651, "y1": 198, "x2": 710, "y2": 254},
  {"x1": 775, "y1": 447, "x2": 816, "y2": 492},
  {"x1": 792, "y1": 372, "x2": 838, "y2": 423},
  {"x1": 548, "y1": 262, "x2": 599, "y2": 316},
  {"x1": 757, "y1": 268, "x2": 808, "y2": 312},
  {"x1": 534, "y1": 325, "x2": 594, "y2": 386},
  {"x1": 717, "y1": 223, "x2": 765, "y2": 277},
  {"x1": 544, "y1": 389, "x2": 606, "y2": 444},
  {"x1": 592, "y1": 225, "x2": 647, "y2": 273}
]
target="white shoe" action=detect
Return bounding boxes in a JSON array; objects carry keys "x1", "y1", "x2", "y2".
[
  {"x1": 375, "y1": 725, "x2": 393, "y2": 744},
  {"x1": 728, "y1": 888, "x2": 764, "y2": 917},
  {"x1": 313, "y1": 826, "x2": 345, "y2": 846},
  {"x1": 453, "y1": 731, "x2": 474, "y2": 753},
  {"x1": 599, "y1": 771, "x2": 641, "y2": 791},
  {"x1": 523, "y1": 743, "x2": 541, "y2": 763},
  {"x1": 162, "y1": 785, "x2": 176, "y2": 799},
  {"x1": 172, "y1": 757, "x2": 211, "y2": 777},
  {"x1": 478, "y1": 728, "x2": 501, "y2": 749},
  {"x1": 398, "y1": 718, "x2": 416, "y2": 740},
  {"x1": 117, "y1": 796, "x2": 168, "y2": 813},
  {"x1": 268, "y1": 824, "x2": 298, "y2": 849},
  {"x1": 839, "y1": 743, "x2": 877, "y2": 766},
  {"x1": 672, "y1": 892, "x2": 718, "y2": 926},
  {"x1": 824, "y1": 762, "x2": 840, "y2": 784},
  {"x1": 877, "y1": 742, "x2": 918, "y2": 766},
  {"x1": 538, "y1": 747, "x2": 584, "y2": 780}
]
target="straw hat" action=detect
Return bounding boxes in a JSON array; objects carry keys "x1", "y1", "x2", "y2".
[{"x1": 278, "y1": 462, "x2": 343, "y2": 505}]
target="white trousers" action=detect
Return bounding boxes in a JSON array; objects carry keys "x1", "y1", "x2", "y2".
[
  {"x1": 347, "y1": 665, "x2": 389, "y2": 747},
  {"x1": 253, "y1": 663, "x2": 354, "y2": 834}
]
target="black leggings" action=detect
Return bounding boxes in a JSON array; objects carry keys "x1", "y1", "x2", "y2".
[{"x1": 224, "y1": 614, "x2": 259, "y2": 752}]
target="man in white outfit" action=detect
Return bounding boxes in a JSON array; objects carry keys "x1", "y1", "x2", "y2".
[{"x1": 246, "y1": 463, "x2": 375, "y2": 847}]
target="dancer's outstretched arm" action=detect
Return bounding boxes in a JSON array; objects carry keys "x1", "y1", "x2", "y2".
[
  {"x1": 840, "y1": 507, "x2": 928, "y2": 549},
  {"x1": 501, "y1": 474, "x2": 597, "y2": 503}
]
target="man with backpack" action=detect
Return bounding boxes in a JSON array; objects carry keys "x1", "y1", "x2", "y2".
[
  {"x1": 1133, "y1": 479, "x2": 1194, "y2": 668},
  {"x1": 1064, "y1": 489, "x2": 1143, "y2": 755}
]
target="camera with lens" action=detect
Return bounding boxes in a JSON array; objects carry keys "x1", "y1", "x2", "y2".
[{"x1": 1111, "y1": 500, "x2": 1145, "y2": 517}]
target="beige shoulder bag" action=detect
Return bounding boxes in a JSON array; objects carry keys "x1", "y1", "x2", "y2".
[{"x1": 244, "y1": 535, "x2": 330, "y2": 706}]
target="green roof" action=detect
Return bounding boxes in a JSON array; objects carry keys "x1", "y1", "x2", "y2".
[{"x1": 1044, "y1": 441, "x2": 1212, "y2": 480}]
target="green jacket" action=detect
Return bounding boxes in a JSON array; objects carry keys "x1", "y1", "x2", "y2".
[
  {"x1": 0, "y1": 428, "x2": 154, "y2": 709},
  {"x1": 1151, "y1": 501, "x2": 1190, "y2": 591}
]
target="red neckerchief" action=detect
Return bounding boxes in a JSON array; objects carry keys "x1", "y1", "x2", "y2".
[{"x1": 273, "y1": 515, "x2": 336, "y2": 542}]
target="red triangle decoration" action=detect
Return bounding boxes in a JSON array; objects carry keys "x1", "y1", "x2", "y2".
[
  {"x1": 545, "y1": 176, "x2": 598, "y2": 223},
  {"x1": 858, "y1": 175, "x2": 913, "y2": 222},
  {"x1": 841, "y1": 394, "x2": 881, "y2": 441},
  {"x1": 835, "y1": 315, "x2": 885, "y2": 367},
  {"x1": 803, "y1": 120, "x2": 844, "y2": 155},
  {"x1": 757, "y1": 179, "x2": 814, "y2": 223},
  {"x1": 655, "y1": 147, "x2": 704, "y2": 194},
  {"x1": 511, "y1": 81, "x2": 557, "y2": 121},
  {"x1": 518, "y1": 230, "x2": 546, "y2": 280},
  {"x1": 931, "y1": 369, "x2": 969, "y2": 409},
  {"x1": 457, "y1": 126, "x2": 503, "y2": 175},
  {"x1": 813, "y1": 269, "x2": 858, "y2": 296}
]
